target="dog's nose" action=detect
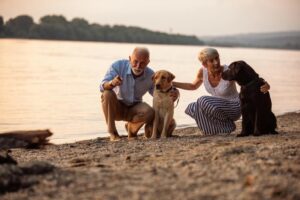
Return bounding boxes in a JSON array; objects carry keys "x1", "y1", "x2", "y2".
[{"x1": 155, "y1": 84, "x2": 161, "y2": 89}]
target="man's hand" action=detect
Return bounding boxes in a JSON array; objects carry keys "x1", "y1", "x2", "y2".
[
  {"x1": 260, "y1": 81, "x2": 270, "y2": 94},
  {"x1": 170, "y1": 88, "x2": 179, "y2": 102},
  {"x1": 110, "y1": 75, "x2": 123, "y2": 87}
]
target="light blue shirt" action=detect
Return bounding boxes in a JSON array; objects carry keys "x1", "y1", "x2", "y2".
[{"x1": 100, "y1": 59, "x2": 154, "y2": 106}]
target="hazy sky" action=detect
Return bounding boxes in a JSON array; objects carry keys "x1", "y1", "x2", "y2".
[{"x1": 0, "y1": 0, "x2": 299, "y2": 36}]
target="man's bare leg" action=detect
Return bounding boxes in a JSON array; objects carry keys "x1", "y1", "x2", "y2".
[
  {"x1": 125, "y1": 102, "x2": 154, "y2": 139},
  {"x1": 101, "y1": 90, "x2": 122, "y2": 141}
]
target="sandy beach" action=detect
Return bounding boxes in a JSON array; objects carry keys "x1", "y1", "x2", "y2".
[{"x1": 1, "y1": 112, "x2": 300, "y2": 200}]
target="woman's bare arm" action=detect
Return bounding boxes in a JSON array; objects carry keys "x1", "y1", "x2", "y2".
[{"x1": 173, "y1": 68, "x2": 203, "y2": 90}]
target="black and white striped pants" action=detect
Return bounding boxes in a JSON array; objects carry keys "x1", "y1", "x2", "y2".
[{"x1": 185, "y1": 96, "x2": 241, "y2": 135}]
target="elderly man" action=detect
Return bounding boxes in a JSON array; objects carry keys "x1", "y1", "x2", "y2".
[{"x1": 100, "y1": 47, "x2": 177, "y2": 141}]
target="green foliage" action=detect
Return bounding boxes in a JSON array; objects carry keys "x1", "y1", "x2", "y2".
[
  {"x1": 1, "y1": 14, "x2": 203, "y2": 45},
  {"x1": 0, "y1": 16, "x2": 4, "y2": 36},
  {"x1": 35, "y1": 15, "x2": 70, "y2": 39},
  {"x1": 69, "y1": 18, "x2": 92, "y2": 40},
  {"x1": 4, "y1": 15, "x2": 34, "y2": 37},
  {"x1": 40, "y1": 15, "x2": 68, "y2": 25}
]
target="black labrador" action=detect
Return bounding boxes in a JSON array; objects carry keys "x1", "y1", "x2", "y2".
[{"x1": 222, "y1": 61, "x2": 278, "y2": 137}]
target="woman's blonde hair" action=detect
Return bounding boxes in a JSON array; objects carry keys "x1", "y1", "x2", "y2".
[{"x1": 198, "y1": 48, "x2": 219, "y2": 64}]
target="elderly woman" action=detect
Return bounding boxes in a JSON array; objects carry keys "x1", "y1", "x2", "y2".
[{"x1": 173, "y1": 48, "x2": 270, "y2": 135}]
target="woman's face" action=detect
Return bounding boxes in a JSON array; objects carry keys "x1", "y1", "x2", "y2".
[{"x1": 203, "y1": 54, "x2": 221, "y2": 73}]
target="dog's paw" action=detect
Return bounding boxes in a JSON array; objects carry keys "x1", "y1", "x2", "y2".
[
  {"x1": 161, "y1": 135, "x2": 168, "y2": 139},
  {"x1": 236, "y1": 133, "x2": 250, "y2": 137},
  {"x1": 151, "y1": 134, "x2": 159, "y2": 139},
  {"x1": 270, "y1": 130, "x2": 279, "y2": 135},
  {"x1": 128, "y1": 136, "x2": 138, "y2": 141},
  {"x1": 110, "y1": 134, "x2": 121, "y2": 142},
  {"x1": 253, "y1": 132, "x2": 262, "y2": 136}
]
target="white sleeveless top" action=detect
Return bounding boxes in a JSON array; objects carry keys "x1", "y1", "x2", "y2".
[{"x1": 203, "y1": 65, "x2": 239, "y2": 100}]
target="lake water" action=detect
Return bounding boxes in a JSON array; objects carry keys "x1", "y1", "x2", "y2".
[{"x1": 1, "y1": 39, "x2": 300, "y2": 144}]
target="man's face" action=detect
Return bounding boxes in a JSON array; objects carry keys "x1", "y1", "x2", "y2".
[{"x1": 129, "y1": 52, "x2": 150, "y2": 76}]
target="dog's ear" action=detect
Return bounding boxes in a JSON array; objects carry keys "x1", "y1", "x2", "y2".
[
  {"x1": 152, "y1": 72, "x2": 157, "y2": 82},
  {"x1": 167, "y1": 72, "x2": 175, "y2": 82},
  {"x1": 234, "y1": 64, "x2": 241, "y2": 74},
  {"x1": 241, "y1": 61, "x2": 259, "y2": 78},
  {"x1": 232, "y1": 62, "x2": 241, "y2": 74}
]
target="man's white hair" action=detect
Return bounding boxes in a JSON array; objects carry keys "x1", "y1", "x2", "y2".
[{"x1": 133, "y1": 47, "x2": 150, "y2": 58}]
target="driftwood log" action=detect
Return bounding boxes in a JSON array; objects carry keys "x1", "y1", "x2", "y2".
[
  {"x1": 0, "y1": 149, "x2": 17, "y2": 164},
  {"x1": 0, "y1": 129, "x2": 53, "y2": 149},
  {"x1": 0, "y1": 149, "x2": 56, "y2": 194}
]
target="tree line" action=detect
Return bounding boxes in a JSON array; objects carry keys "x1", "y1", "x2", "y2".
[{"x1": 0, "y1": 15, "x2": 203, "y2": 45}]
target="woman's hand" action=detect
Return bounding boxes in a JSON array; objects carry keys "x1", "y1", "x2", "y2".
[
  {"x1": 260, "y1": 81, "x2": 270, "y2": 94},
  {"x1": 170, "y1": 88, "x2": 180, "y2": 102}
]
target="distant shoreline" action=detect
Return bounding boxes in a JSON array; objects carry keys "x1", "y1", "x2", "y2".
[
  {"x1": 0, "y1": 14, "x2": 203, "y2": 46},
  {"x1": 0, "y1": 37, "x2": 202, "y2": 46},
  {"x1": 200, "y1": 31, "x2": 300, "y2": 51},
  {"x1": 1, "y1": 15, "x2": 299, "y2": 50},
  {"x1": 1, "y1": 37, "x2": 300, "y2": 51}
]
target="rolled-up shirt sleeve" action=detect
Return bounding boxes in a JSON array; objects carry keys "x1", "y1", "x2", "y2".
[
  {"x1": 99, "y1": 62, "x2": 119, "y2": 92},
  {"x1": 148, "y1": 84, "x2": 154, "y2": 96}
]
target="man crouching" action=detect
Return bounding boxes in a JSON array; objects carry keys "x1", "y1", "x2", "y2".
[{"x1": 100, "y1": 47, "x2": 178, "y2": 141}]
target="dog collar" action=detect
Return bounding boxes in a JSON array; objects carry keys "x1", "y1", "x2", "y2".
[
  {"x1": 157, "y1": 86, "x2": 180, "y2": 108},
  {"x1": 158, "y1": 86, "x2": 175, "y2": 93}
]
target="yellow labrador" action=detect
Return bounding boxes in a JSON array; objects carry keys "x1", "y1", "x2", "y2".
[{"x1": 151, "y1": 70, "x2": 176, "y2": 139}]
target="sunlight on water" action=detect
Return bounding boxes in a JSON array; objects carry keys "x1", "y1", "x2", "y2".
[{"x1": 0, "y1": 39, "x2": 300, "y2": 143}]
